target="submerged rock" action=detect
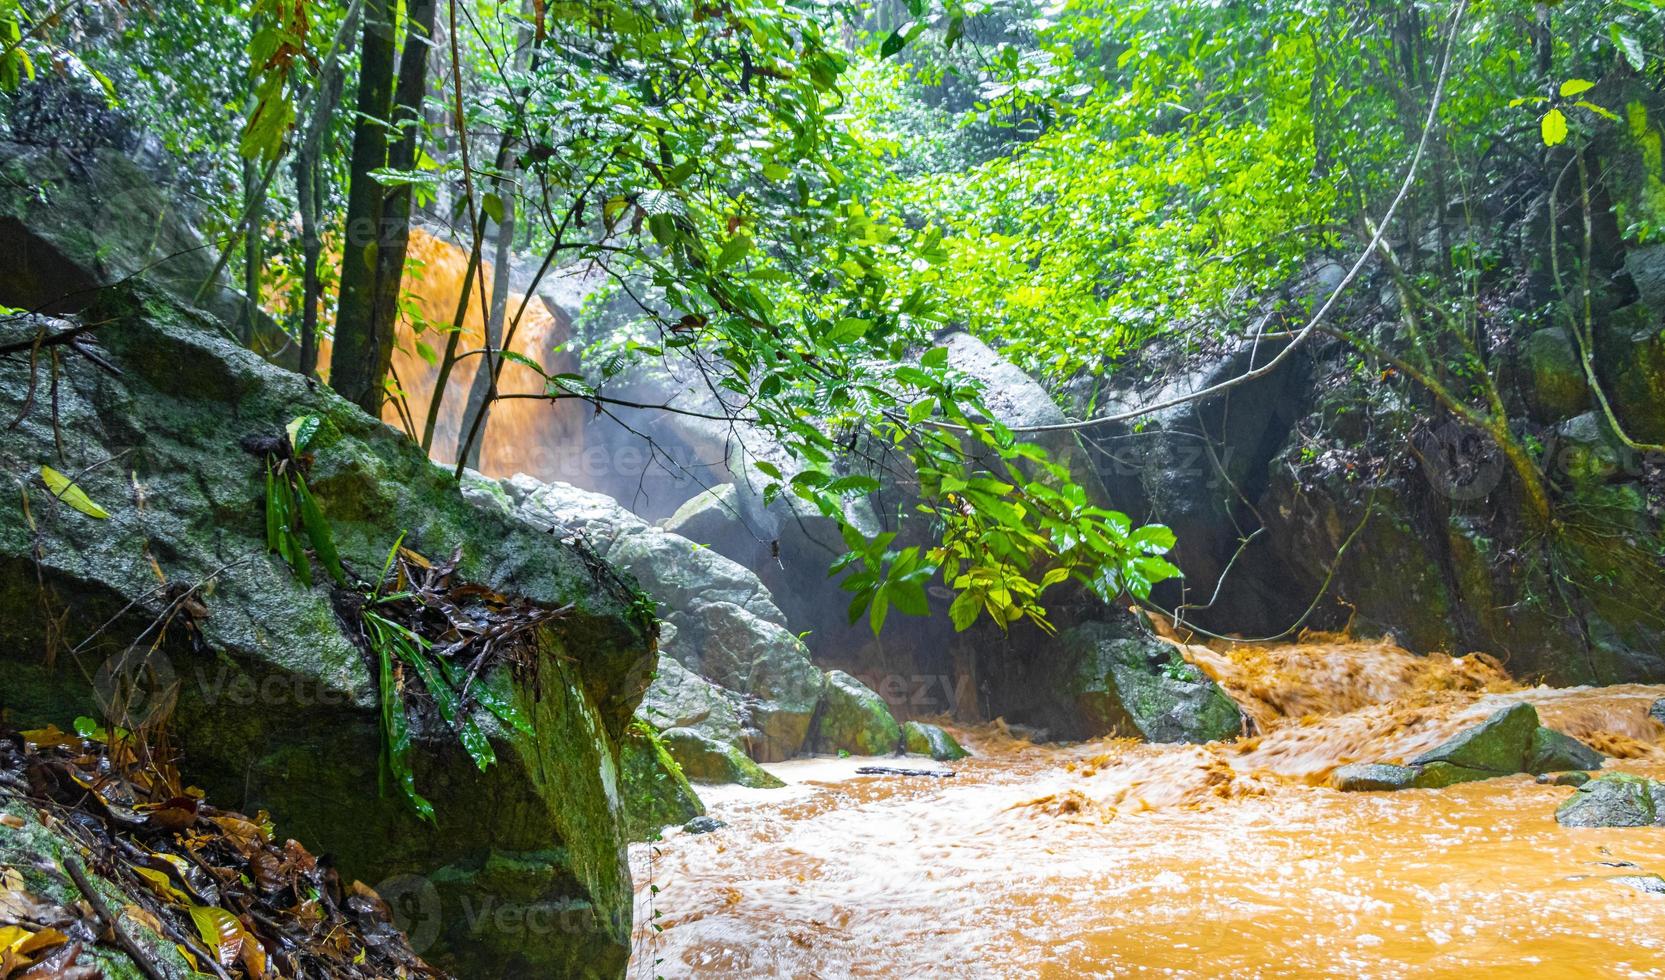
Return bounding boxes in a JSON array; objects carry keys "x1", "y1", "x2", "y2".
[
  {"x1": 659, "y1": 727, "x2": 785, "y2": 788},
  {"x1": 1556, "y1": 773, "x2": 1665, "y2": 828},
  {"x1": 1048, "y1": 621, "x2": 1245, "y2": 743},
  {"x1": 620, "y1": 722, "x2": 705, "y2": 842},
  {"x1": 810, "y1": 670, "x2": 904, "y2": 756},
  {"x1": 1332, "y1": 763, "x2": 1421, "y2": 792},
  {"x1": 902, "y1": 721, "x2": 970, "y2": 761},
  {"x1": 682, "y1": 815, "x2": 727, "y2": 835}
]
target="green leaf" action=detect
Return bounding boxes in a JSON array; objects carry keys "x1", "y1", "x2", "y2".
[
  {"x1": 286, "y1": 414, "x2": 322, "y2": 452},
  {"x1": 39, "y1": 465, "x2": 110, "y2": 519},
  {"x1": 716, "y1": 234, "x2": 752, "y2": 271},
  {"x1": 1541, "y1": 108, "x2": 1568, "y2": 146},
  {"x1": 828, "y1": 317, "x2": 871, "y2": 343},
  {"x1": 880, "y1": 27, "x2": 909, "y2": 59},
  {"x1": 293, "y1": 474, "x2": 347, "y2": 586},
  {"x1": 1558, "y1": 78, "x2": 1595, "y2": 98},
  {"x1": 481, "y1": 192, "x2": 506, "y2": 225},
  {"x1": 948, "y1": 590, "x2": 981, "y2": 631},
  {"x1": 1613, "y1": 28, "x2": 1645, "y2": 71}
]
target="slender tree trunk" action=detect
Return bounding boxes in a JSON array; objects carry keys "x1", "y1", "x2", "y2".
[
  {"x1": 240, "y1": 153, "x2": 264, "y2": 346},
  {"x1": 329, "y1": 0, "x2": 398, "y2": 412},
  {"x1": 364, "y1": 0, "x2": 440, "y2": 408},
  {"x1": 294, "y1": 1, "x2": 358, "y2": 379},
  {"x1": 459, "y1": 184, "x2": 514, "y2": 470},
  {"x1": 458, "y1": 8, "x2": 536, "y2": 470}
]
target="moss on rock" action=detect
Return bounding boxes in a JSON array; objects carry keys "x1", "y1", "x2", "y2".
[
  {"x1": 901, "y1": 721, "x2": 969, "y2": 761},
  {"x1": 809, "y1": 670, "x2": 903, "y2": 756},
  {"x1": 620, "y1": 722, "x2": 705, "y2": 842}
]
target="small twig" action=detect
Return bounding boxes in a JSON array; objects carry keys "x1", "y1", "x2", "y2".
[{"x1": 63, "y1": 855, "x2": 171, "y2": 980}]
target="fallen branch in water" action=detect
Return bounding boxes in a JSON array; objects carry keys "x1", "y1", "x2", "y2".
[{"x1": 855, "y1": 766, "x2": 955, "y2": 778}]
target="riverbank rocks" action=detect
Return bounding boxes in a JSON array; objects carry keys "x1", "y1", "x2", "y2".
[
  {"x1": 1556, "y1": 773, "x2": 1665, "y2": 827},
  {"x1": 620, "y1": 722, "x2": 705, "y2": 842},
  {"x1": 659, "y1": 727, "x2": 784, "y2": 788},
  {"x1": 1046, "y1": 621, "x2": 1245, "y2": 743},
  {"x1": 1333, "y1": 703, "x2": 1607, "y2": 792},
  {"x1": 810, "y1": 670, "x2": 904, "y2": 755},
  {"x1": 499, "y1": 475, "x2": 827, "y2": 765},
  {"x1": 0, "y1": 292, "x2": 657, "y2": 977},
  {"x1": 902, "y1": 721, "x2": 970, "y2": 761}
]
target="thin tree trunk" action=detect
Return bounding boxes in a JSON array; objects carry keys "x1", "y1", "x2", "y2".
[
  {"x1": 328, "y1": 0, "x2": 398, "y2": 412},
  {"x1": 365, "y1": 0, "x2": 440, "y2": 409},
  {"x1": 459, "y1": 183, "x2": 514, "y2": 470},
  {"x1": 241, "y1": 153, "x2": 264, "y2": 346},
  {"x1": 294, "y1": 1, "x2": 359, "y2": 379},
  {"x1": 458, "y1": 7, "x2": 536, "y2": 470}
]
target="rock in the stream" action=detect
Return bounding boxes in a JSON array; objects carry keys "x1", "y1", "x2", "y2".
[
  {"x1": 1527, "y1": 726, "x2": 1607, "y2": 774},
  {"x1": 810, "y1": 670, "x2": 904, "y2": 755},
  {"x1": 620, "y1": 722, "x2": 705, "y2": 842},
  {"x1": 1556, "y1": 773, "x2": 1665, "y2": 828},
  {"x1": 0, "y1": 292, "x2": 655, "y2": 978},
  {"x1": 1608, "y1": 874, "x2": 1665, "y2": 896},
  {"x1": 1332, "y1": 763, "x2": 1422, "y2": 792},
  {"x1": 1411, "y1": 761, "x2": 1504, "y2": 789},
  {"x1": 1538, "y1": 771, "x2": 1593, "y2": 788},
  {"x1": 1650, "y1": 697, "x2": 1665, "y2": 727},
  {"x1": 1047, "y1": 621, "x2": 1245, "y2": 743},
  {"x1": 682, "y1": 815, "x2": 727, "y2": 835},
  {"x1": 1411, "y1": 702, "x2": 1541, "y2": 773},
  {"x1": 902, "y1": 721, "x2": 970, "y2": 761},
  {"x1": 659, "y1": 727, "x2": 785, "y2": 788},
  {"x1": 1335, "y1": 703, "x2": 1606, "y2": 792}
]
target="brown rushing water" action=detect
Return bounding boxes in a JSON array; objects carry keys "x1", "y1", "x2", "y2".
[{"x1": 631, "y1": 639, "x2": 1665, "y2": 978}]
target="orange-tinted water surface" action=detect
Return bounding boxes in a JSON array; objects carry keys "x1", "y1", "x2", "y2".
[{"x1": 629, "y1": 637, "x2": 1665, "y2": 978}]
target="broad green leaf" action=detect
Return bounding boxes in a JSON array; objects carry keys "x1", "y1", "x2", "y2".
[
  {"x1": 1558, "y1": 78, "x2": 1595, "y2": 98},
  {"x1": 1541, "y1": 108, "x2": 1568, "y2": 146},
  {"x1": 286, "y1": 414, "x2": 322, "y2": 452}
]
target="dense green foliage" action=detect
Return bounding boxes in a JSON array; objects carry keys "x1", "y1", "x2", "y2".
[{"x1": 5, "y1": 0, "x2": 1665, "y2": 637}]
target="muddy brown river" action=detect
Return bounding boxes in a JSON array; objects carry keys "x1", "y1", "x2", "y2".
[{"x1": 629, "y1": 637, "x2": 1665, "y2": 978}]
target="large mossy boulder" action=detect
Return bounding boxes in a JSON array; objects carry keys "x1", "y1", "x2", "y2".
[
  {"x1": 1046, "y1": 621, "x2": 1245, "y2": 743},
  {"x1": 619, "y1": 722, "x2": 705, "y2": 842},
  {"x1": 0, "y1": 140, "x2": 281, "y2": 356},
  {"x1": 0, "y1": 294, "x2": 656, "y2": 978},
  {"x1": 1411, "y1": 702, "x2": 1542, "y2": 773},
  {"x1": 808, "y1": 670, "x2": 903, "y2": 755},
  {"x1": 902, "y1": 721, "x2": 969, "y2": 761},
  {"x1": 1556, "y1": 773, "x2": 1665, "y2": 828}
]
